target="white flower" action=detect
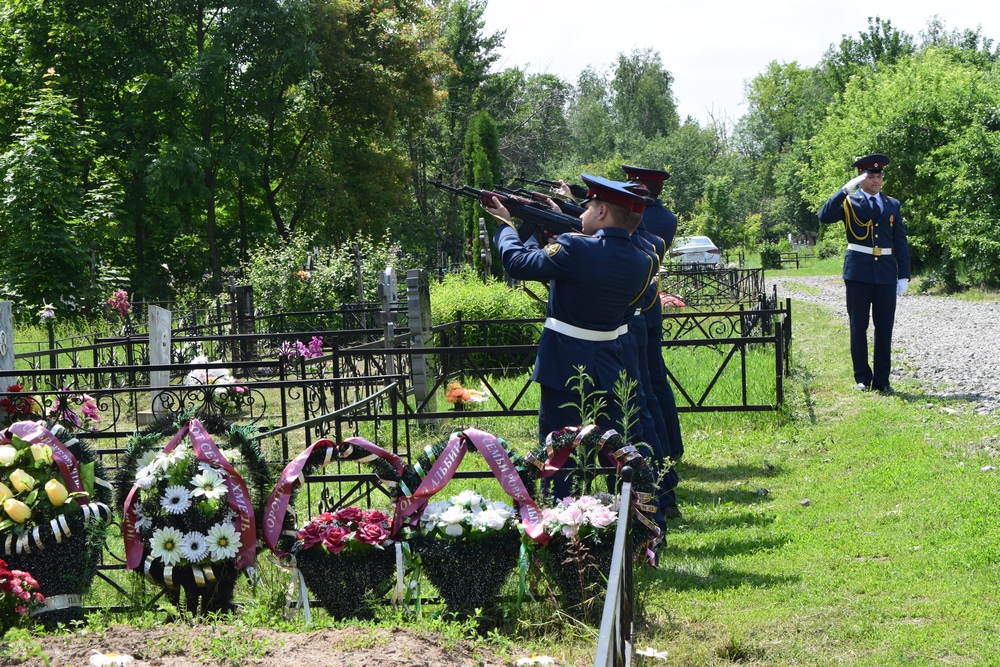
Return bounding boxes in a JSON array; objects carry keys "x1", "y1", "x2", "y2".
[
  {"x1": 488, "y1": 500, "x2": 515, "y2": 520},
  {"x1": 150, "y1": 526, "x2": 185, "y2": 566},
  {"x1": 472, "y1": 508, "x2": 508, "y2": 531},
  {"x1": 452, "y1": 489, "x2": 482, "y2": 508},
  {"x1": 161, "y1": 444, "x2": 190, "y2": 468},
  {"x1": 437, "y1": 504, "x2": 470, "y2": 537},
  {"x1": 206, "y1": 522, "x2": 242, "y2": 561},
  {"x1": 635, "y1": 647, "x2": 669, "y2": 660},
  {"x1": 134, "y1": 449, "x2": 160, "y2": 470},
  {"x1": 180, "y1": 531, "x2": 210, "y2": 562},
  {"x1": 190, "y1": 469, "x2": 226, "y2": 500},
  {"x1": 421, "y1": 500, "x2": 451, "y2": 524},
  {"x1": 160, "y1": 485, "x2": 192, "y2": 515},
  {"x1": 516, "y1": 656, "x2": 556, "y2": 666},
  {"x1": 90, "y1": 651, "x2": 135, "y2": 666},
  {"x1": 133, "y1": 507, "x2": 151, "y2": 534}
]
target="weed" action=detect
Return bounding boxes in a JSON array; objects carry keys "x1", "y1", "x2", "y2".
[{"x1": 1, "y1": 627, "x2": 52, "y2": 666}]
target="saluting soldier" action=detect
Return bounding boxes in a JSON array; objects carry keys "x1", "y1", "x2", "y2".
[
  {"x1": 484, "y1": 175, "x2": 655, "y2": 500},
  {"x1": 818, "y1": 153, "x2": 911, "y2": 394}
]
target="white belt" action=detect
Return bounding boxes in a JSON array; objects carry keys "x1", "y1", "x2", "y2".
[
  {"x1": 634, "y1": 309, "x2": 641, "y2": 316},
  {"x1": 847, "y1": 243, "x2": 892, "y2": 256},
  {"x1": 545, "y1": 318, "x2": 627, "y2": 342}
]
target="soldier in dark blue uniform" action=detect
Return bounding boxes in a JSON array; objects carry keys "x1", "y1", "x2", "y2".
[
  {"x1": 623, "y1": 165, "x2": 684, "y2": 519},
  {"x1": 484, "y1": 175, "x2": 655, "y2": 501},
  {"x1": 818, "y1": 153, "x2": 911, "y2": 393}
]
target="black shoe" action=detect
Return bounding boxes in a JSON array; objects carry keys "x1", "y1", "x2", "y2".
[
  {"x1": 854, "y1": 382, "x2": 870, "y2": 392},
  {"x1": 663, "y1": 505, "x2": 683, "y2": 520},
  {"x1": 872, "y1": 385, "x2": 894, "y2": 395}
]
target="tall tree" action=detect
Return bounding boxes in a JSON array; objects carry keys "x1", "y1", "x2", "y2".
[{"x1": 610, "y1": 48, "x2": 679, "y2": 152}]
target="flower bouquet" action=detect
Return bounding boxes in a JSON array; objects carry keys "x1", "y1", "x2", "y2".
[
  {"x1": 0, "y1": 556, "x2": 44, "y2": 634},
  {"x1": 444, "y1": 381, "x2": 489, "y2": 411},
  {"x1": 183, "y1": 356, "x2": 247, "y2": 415},
  {"x1": 263, "y1": 436, "x2": 421, "y2": 621},
  {"x1": 0, "y1": 419, "x2": 112, "y2": 627},
  {"x1": 407, "y1": 489, "x2": 521, "y2": 618},
  {"x1": 292, "y1": 507, "x2": 397, "y2": 620},
  {"x1": 115, "y1": 413, "x2": 270, "y2": 615},
  {"x1": 537, "y1": 494, "x2": 619, "y2": 615}
]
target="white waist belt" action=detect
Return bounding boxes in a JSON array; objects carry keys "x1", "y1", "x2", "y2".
[
  {"x1": 847, "y1": 243, "x2": 892, "y2": 256},
  {"x1": 545, "y1": 318, "x2": 626, "y2": 342},
  {"x1": 634, "y1": 309, "x2": 641, "y2": 317}
]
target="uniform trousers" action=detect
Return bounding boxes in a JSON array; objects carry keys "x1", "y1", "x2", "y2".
[{"x1": 845, "y1": 279, "x2": 897, "y2": 388}]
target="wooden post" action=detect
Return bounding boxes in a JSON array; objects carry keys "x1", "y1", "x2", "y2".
[
  {"x1": 142, "y1": 305, "x2": 171, "y2": 425},
  {"x1": 378, "y1": 267, "x2": 398, "y2": 376}
]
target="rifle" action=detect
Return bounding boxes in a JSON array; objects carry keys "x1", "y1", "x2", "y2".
[
  {"x1": 514, "y1": 174, "x2": 590, "y2": 200},
  {"x1": 495, "y1": 185, "x2": 586, "y2": 218},
  {"x1": 429, "y1": 179, "x2": 582, "y2": 243}
]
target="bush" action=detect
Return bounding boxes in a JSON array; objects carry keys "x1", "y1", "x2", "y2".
[
  {"x1": 815, "y1": 234, "x2": 846, "y2": 260},
  {"x1": 430, "y1": 269, "x2": 544, "y2": 374},
  {"x1": 244, "y1": 232, "x2": 412, "y2": 317},
  {"x1": 759, "y1": 244, "x2": 782, "y2": 270}
]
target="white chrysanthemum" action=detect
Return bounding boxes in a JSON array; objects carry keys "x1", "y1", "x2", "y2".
[
  {"x1": 133, "y1": 507, "x2": 152, "y2": 533},
  {"x1": 160, "y1": 485, "x2": 192, "y2": 515},
  {"x1": 134, "y1": 449, "x2": 160, "y2": 471},
  {"x1": 516, "y1": 656, "x2": 556, "y2": 666},
  {"x1": 135, "y1": 466, "x2": 159, "y2": 490},
  {"x1": 150, "y1": 526, "x2": 184, "y2": 566},
  {"x1": 89, "y1": 651, "x2": 135, "y2": 666},
  {"x1": 179, "y1": 531, "x2": 210, "y2": 562},
  {"x1": 190, "y1": 469, "x2": 226, "y2": 500},
  {"x1": 206, "y1": 522, "x2": 242, "y2": 561},
  {"x1": 161, "y1": 444, "x2": 190, "y2": 468},
  {"x1": 452, "y1": 489, "x2": 482, "y2": 508}
]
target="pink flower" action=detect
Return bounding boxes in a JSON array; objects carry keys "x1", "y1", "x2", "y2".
[
  {"x1": 356, "y1": 522, "x2": 389, "y2": 546},
  {"x1": 297, "y1": 522, "x2": 326, "y2": 550},
  {"x1": 333, "y1": 506, "x2": 364, "y2": 525},
  {"x1": 363, "y1": 509, "x2": 389, "y2": 524},
  {"x1": 322, "y1": 526, "x2": 350, "y2": 554}
]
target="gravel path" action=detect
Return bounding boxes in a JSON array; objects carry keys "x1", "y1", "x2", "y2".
[{"x1": 768, "y1": 275, "x2": 1000, "y2": 414}]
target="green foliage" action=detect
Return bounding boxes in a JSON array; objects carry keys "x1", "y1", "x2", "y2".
[
  {"x1": 0, "y1": 75, "x2": 98, "y2": 318},
  {"x1": 244, "y1": 232, "x2": 409, "y2": 315},
  {"x1": 759, "y1": 243, "x2": 782, "y2": 270},
  {"x1": 464, "y1": 110, "x2": 501, "y2": 278},
  {"x1": 815, "y1": 233, "x2": 845, "y2": 259}
]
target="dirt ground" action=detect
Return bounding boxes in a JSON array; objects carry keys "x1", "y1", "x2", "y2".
[{"x1": 1, "y1": 624, "x2": 511, "y2": 667}]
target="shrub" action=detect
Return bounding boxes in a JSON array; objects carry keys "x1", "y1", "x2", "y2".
[
  {"x1": 759, "y1": 244, "x2": 782, "y2": 270},
  {"x1": 430, "y1": 269, "x2": 543, "y2": 374},
  {"x1": 244, "y1": 232, "x2": 412, "y2": 318},
  {"x1": 816, "y1": 234, "x2": 846, "y2": 260}
]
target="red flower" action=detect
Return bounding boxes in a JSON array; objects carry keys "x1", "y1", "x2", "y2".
[
  {"x1": 363, "y1": 509, "x2": 389, "y2": 524},
  {"x1": 333, "y1": 506, "x2": 364, "y2": 525},
  {"x1": 356, "y1": 521, "x2": 389, "y2": 546},
  {"x1": 322, "y1": 526, "x2": 350, "y2": 554},
  {"x1": 297, "y1": 522, "x2": 326, "y2": 550}
]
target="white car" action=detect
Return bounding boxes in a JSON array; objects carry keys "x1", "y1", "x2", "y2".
[{"x1": 668, "y1": 236, "x2": 722, "y2": 266}]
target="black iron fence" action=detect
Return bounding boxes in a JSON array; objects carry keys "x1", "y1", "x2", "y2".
[{"x1": 659, "y1": 266, "x2": 766, "y2": 308}]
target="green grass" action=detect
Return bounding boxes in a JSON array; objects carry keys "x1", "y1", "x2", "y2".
[{"x1": 15, "y1": 295, "x2": 1000, "y2": 666}]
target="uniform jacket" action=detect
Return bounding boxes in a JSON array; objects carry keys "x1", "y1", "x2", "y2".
[
  {"x1": 639, "y1": 200, "x2": 678, "y2": 250},
  {"x1": 818, "y1": 188, "x2": 911, "y2": 284},
  {"x1": 494, "y1": 225, "x2": 654, "y2": 391}
]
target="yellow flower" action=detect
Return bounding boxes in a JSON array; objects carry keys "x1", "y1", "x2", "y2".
[
  {"x1": 9, "y1": 469, "x2": 36, "y2": 493},
  {"x1": 3, "y1": 497, "x2": 31, "y2": 523},
  {"x1": 30, "y1": 443, "x2": 53, "y2": 464},
  {"x1": 45, "y1": 479, "x2": 69, "y2": 506},
  {"x1": 0, "y1": 444, "x2": 17, "y2": 466},
  {"x1": 0, "y1": 481, "x2": 13, "y2": 500}
]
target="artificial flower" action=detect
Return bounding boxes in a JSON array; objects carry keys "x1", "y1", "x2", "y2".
[
  {"x1": 0, "y1": 445, "x2": 17, "y2": 466},
  {"x1": 355, "y1": 521, "x2": 389, "y2": 546},
  {"x1": 3, "y1": 497, "x2": 31, "y2": 523},
  {"x1": 133, "y1": 507, "x2": 151, "y2": 533},
  {"x1": 437, "y1": 504, "x2": 469, "y2": 537},
  {"x1": 635, "y1": 647, "x2": 669, "y2": 660},
  {"x1": 9, "y1": 469, "x2": 35, "y2": 493},
  {"x1": 29, "y1": 443, "x2": 53, "y2": 464},
  {"x1": 179, "y1": 531, "x2": 210, "y2": 562},
  {"x1": 160, "y1": 485, "x2": 193, "y2": 515},
  {"x1": 150, "y1": 526, "x2": 184, "y2": 566},
  {"x1": 89, "y1": 651, "x2": 134, "y2": 667},
  {"x1": 293, "y1": 504, "x2": 393, "y2": 556},
  {"x1": 0, "y1": 481, "x2": 13, "y2": 500},
  {"x1": 190, "y1": 469, "x2": 226, "y2": 500},
  {"x1": 206, "y1": 522, "x2": 241, "y2": 560},
  {"x1": 516, "y1": 656, "x2": 556, "y2": 666},
  {"x1": 44, "y1": 479, "x2": 69, "y2": 506}
]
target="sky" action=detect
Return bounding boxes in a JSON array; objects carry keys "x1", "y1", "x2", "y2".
[{"x1": 481, "y1": 1, "x2": 1000, "y2": 126}]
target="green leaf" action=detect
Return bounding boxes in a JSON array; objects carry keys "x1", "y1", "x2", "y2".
[
  {"x1": 0, "y1": 519, "x2": 13, "y2": 531},
  {"x1": 24, "y1": 489, "x2": 37, "y2": 505},
  {"x1": 79, "y1": 461, "x2": 95, "y2": 498}
]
